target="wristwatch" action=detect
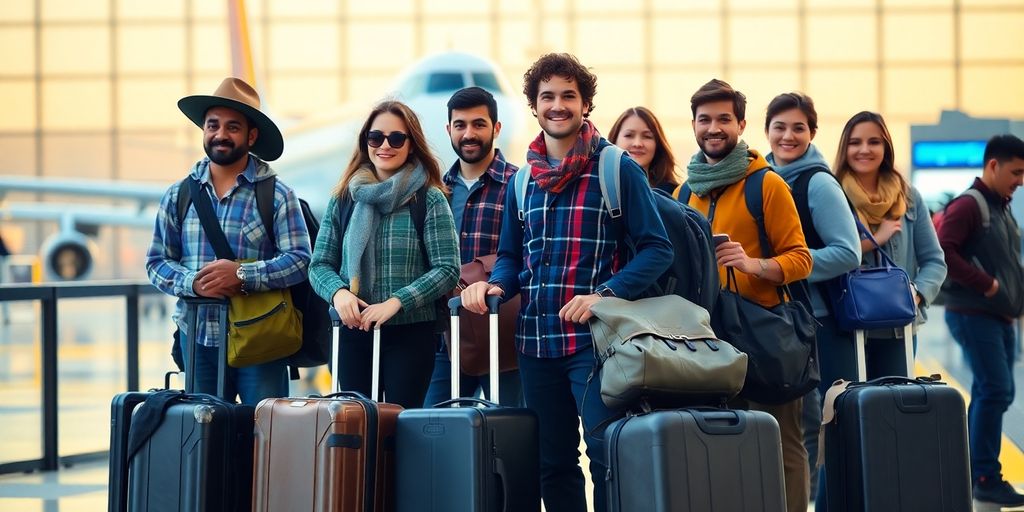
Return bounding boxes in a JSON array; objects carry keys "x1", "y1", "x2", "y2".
[
  {"x1": 595, "y1": 286, "x2": 616, "y2": 298},
  {"x1": 236, "y1": 264, "x2": 247, "y2": 292}
]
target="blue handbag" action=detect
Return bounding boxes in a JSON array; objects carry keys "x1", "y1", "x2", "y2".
[{"x1": 828, "y1": 219, "x2": 917, "y2": 331}]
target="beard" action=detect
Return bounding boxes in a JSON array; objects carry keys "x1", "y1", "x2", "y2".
[
  {"x1": 698, "y1": 136, "x2": 738, "y2": 162},
  {"x1": 204, "y1": 139, "x2": 249, "y2": 166},
  {"x1": 452, "y1": 135, "x2": 495, "y2": 164}
]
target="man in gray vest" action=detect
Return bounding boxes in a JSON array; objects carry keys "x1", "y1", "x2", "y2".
[{"x1": 938, "y1": 134, "x2": 1024, "y2": 507}]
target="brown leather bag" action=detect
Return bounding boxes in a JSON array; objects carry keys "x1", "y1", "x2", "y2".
[{"x1": 448, "y1": 254, "x2": 520, "y2": 376}]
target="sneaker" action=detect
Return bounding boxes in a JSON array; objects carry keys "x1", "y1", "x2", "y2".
[{"x1": 974, "y1": 476, "x2": 1024, "y2": 506}]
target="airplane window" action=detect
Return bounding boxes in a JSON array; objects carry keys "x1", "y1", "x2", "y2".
[
  {"x1": 427, "y1": 73, "x2": 464, "y2": 93},
  {"x1": 472, "y1": 72, "x2": 501, "y2": 92}
]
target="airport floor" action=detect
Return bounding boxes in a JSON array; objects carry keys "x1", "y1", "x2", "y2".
[{"x1": 1, "y1": 299, "x2": 1024, "y2": 511}]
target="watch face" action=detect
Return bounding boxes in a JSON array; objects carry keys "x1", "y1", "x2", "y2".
[{"x1": 236, "y1": 267, "x2": 244, "y2": 280}]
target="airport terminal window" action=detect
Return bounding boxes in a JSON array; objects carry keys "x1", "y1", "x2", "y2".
[
  {"x1": 41, "y1": 0, "x2": 108, "y2": 21},
  {"x1": 652, "y1": 16, "x2": 722, "y2": 65},
  {"x1": 961, "y1": 12, "x2": 1024, "y2": 61},
  {"x1": 805, "y1": 14, "x2": 876, "y2": 64},
  {"x1": 426, "y1": 73, "x2": 464, "y2": 94},
  {"x1": 0, "y1": 81, "x2": 36, "y2": 131},
  {"x1": 117, "y1": 25, "x2": 186, "y2": 73},
  {"x1": 576, "y1": 19, "x2": 644, "y2": 65},
  {"x1": 42, "y1": 27, "x2": 111, "y2": 75},
  {"x1": 883, "y1": 67, "x2": 955, "y2": 117},
  {"x1": 1, "y1": 28, "x2": 34, "y2": 75},
  {"x1": 882, "y1": 13, "x2": 954, "y2": 63},
  {"x1": 729, "y1": 15, "x2": 799, "y2": 65},
  {"x1": 117, "y1": 78, "x2": 187, "y2": 129},
  {"x1": 42, "y1": 79, "x2": 112, "y2": 130}
]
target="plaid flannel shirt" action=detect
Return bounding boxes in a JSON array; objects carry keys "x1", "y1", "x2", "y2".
[
  {"x1": 488, "y1": 139, "x2": 673, "y2": 358},
  {"x1": 308, "y1": 186, "x2": 460, "y2": 325},
  {"x1": 442, "y1": 148, "x2": 518, "y2": 264},
  {"x1": 145, "y1": 157, "x2": 312, "y2": 347}
]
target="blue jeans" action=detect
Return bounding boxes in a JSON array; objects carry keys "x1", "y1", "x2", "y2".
[
  {"x1": 179, "y1": 332, "x2": 288, "y2": 405},
  {"x1": 518, "y1": 348, "x2": 616, "y2": 512},
  {"x1": 422, "y1": 342, "x2": 525, "y2": 407},
  {"x1": 946, "y1": 310, "x2": 1017, "y2": 482}
]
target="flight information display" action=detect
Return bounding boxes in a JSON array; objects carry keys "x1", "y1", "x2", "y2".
[{"x1": 912, "y1": 140, "x2": 987, "y2": 169}]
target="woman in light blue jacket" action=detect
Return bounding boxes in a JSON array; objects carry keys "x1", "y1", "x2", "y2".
[
  {"x1": 834, "y1": 111, "x2": 947, "y2": 374},
  {"x1": 765, "y1": 92, "x2": 862, "y2": 510}
]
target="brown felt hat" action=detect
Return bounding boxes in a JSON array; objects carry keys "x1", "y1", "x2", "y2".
[{"x1": 178, "y1": 77, "x2": 283, "y2": 161}]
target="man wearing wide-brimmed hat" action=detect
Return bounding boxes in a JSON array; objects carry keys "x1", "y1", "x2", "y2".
[{"x1": 145, "y1": 77, "x2": 311, "y2": 404}]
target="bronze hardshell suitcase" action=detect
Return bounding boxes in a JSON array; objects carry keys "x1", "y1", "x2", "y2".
[{"x1": 251, "y1": 309, "x2": 401, "y2": 512}]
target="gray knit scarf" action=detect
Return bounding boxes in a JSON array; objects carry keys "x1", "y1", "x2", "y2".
[
  {"x1": 342, "y1": 162, "x2": 427, "y2": 296},
  {"x1": 685, "y1": 140, "x2": 751, "y2": 197}
]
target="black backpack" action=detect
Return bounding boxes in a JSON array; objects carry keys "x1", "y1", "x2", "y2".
[
  {"x1": 176, "y1": 176, "x2": 334, "y2": 375},
  {"x1": 514, "y1": 145, "x2": 719, "y2": 311}
]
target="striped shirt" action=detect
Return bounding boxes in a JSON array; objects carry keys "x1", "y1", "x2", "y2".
[
  {"x1": 488, "y1": 139, "x2": 673, "y2": 358},
  {"x1": 308, "y1": 186, "x2": 460, "y2": 325},
  {"x1": 442, "y1": 148, "x2": 518, "y2": 264},
  {"x1": 145, "y1": 156, "x2": 312, "y2": 347}
]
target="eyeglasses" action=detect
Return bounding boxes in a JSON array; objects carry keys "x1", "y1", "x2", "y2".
[{"x1": 366, "y1": 130, "x2": 409, "y2": 149}]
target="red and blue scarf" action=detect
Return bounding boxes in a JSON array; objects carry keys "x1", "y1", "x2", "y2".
[{"x1": 526, "y1": 119, "x2": 601, "y2": 193}]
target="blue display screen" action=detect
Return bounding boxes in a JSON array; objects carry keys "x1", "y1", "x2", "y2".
[{"x1": 912, "y1": 140, "x2": 986, "y2": 169}]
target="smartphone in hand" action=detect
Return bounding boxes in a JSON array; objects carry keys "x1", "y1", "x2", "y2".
[{"x1": 712, "y1": 233, "x2": 731, "y2": 247}]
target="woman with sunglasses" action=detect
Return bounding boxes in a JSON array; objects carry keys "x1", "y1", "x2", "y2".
[
  {"x1": 608, "y1": 106, "x2": 680, "y2": 194},
  {"x1": 309, "y1": 100, "x2": 459, "y2": 408}
]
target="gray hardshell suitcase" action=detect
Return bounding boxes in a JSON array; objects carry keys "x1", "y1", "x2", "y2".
[
  {"x1": 395, "y1": 296, "x2": 540, "y2": 512},
  {"x1": 127, "y1": 298, "x2": 255, "y2": 512},
  {"x1": 606, "y1": 408, "x2": 786, "y2": 512}
]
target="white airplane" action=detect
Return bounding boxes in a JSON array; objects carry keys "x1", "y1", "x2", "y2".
[{"x1": 0, "y1": 1, "x2": 523, "y2": 282}]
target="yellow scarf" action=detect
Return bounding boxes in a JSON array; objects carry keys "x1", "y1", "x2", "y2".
[{"x1": 841, "y1": 171, "x2": 908, "y2": 227}]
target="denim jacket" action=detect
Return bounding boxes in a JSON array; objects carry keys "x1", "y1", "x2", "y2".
[{"x1": 864, "y1": 186, "x2": 947, "y2": 335}]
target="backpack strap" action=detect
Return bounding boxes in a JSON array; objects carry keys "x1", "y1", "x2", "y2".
[
  {"x1": 791, "y1": 168, "x2": 836, "y2": 250},
  {"x1": 673, "y1": 182, "x2": 693, "y2": 205},
  {"x1": 514, "y1": 165, "x2": 532, "y2": 221},
  {"x1": 597, "y1": 145, "x2": 624, "y2": 219},
  {"x1": 176, "y1": 179, "x2": 192, "y2": 228},
  {"x1": 743, "y1": 167, "x2": 773, "y2": 259},
  {"x1": 961, "y1": 188, "x2": 990, "y2": 229},
  {"x1": 255, "y1": 177, "x2": 277, "y2": 247},
  {"x1": 187, "y1": 177, "x2": 237, "y2": 261}
]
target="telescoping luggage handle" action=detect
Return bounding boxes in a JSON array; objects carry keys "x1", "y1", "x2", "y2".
[
  {"x1": 181, "y1": 297, "x2": 230, "y2": 399},
  {"x1": 854, "y1": 323, "x2": 914, "y2": 381},
  {"x1": 448, "y1": 295, "x2": 501, "y2": 404},
  {"x1": 328, "y1": 307, "x2": 382, "y2": 401}
]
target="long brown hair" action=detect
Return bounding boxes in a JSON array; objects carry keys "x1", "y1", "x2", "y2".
[
  {"x1": 607, "y1": 106, "x2": 679, "y2": 189},
  {"x1": 832, "y1": 111, "x2": 907, "y2": 193},
  {"x1": 333, "y1": 100, "x2": 444, "y2": 198}
]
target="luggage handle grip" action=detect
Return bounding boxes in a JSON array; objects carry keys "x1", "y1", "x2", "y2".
[
  {"x1": 433, "y1": 397, "x2": 500, "y2": 409},
  {"x1": 447, "y1": 295, "x2": 500, "y2": 315},
  {"x1": 859, "y1": 374, "x2": 943, "y2": 387},
  {"x1": 318, "y1": 391, "x2": 371, "y2": 401},
  {"x1": 689, "y1": 409, "x2": 747, "y2": 435}
]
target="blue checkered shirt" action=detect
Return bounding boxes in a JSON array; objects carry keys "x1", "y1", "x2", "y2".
[{"x1": 146, "y1": 156, "x2": 312, "y2": 347}]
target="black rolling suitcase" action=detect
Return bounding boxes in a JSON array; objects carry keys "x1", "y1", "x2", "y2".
[
  {"x1": 822, "y1": 325, "x2": 972, "y2": 511},
  {"x1": 395, "y1": 296, "x2": 540, "y2": 512},
  {"x1": 126, "y1": 298, "x2": 255, "y2": 512},
  {"x1": 109, "y1": 372, "x2": 181, "y2": 512},
  {"x1": 605, "y1": 408, "x2": 786, "y2": 512}
]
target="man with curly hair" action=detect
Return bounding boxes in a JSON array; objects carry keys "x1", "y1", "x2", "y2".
[{"x1": 461, "y1": 53, "x2": 673, "y2": 512}]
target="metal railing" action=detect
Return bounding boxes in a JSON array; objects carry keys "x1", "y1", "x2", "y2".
[{"x1": 0, "y1": 280, "x2": 162, "y2": 475}]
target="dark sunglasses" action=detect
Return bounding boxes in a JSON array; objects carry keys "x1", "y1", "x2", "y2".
[{"x1": 366, "y1": 130, "x2": 409, "y2": 149}]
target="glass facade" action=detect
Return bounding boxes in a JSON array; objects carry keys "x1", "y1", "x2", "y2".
[{"x1": 1, "y1": 0, "x2": 1023, "y2": 277}]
